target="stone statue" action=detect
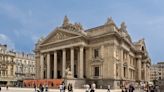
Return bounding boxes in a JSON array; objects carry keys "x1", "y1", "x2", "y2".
[
  {"x1": 105, "y1": 17, "x2": 115, "y2": 25},
  {"x1": 62, "y1": 16, "x2": 69, "y2": 27},
  {"x1": 120, "y1": 22, "x2": 127, "y2": 33},
  {"x1": 65, "y1": 66, "x2": 73, "y2": 79}
]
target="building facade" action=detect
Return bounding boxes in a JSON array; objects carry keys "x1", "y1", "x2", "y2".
[
  {"x1": 15, "y1": 52, "x2": 35, "y2": 86},
  {"x1": 150, "y1": 64, "x2": 159, "y2": 81},
  {"x1": 0, "y1": 44, "x2": 35, "y2": 86},
  {"x1": 35, "y1": 16, "x2": 151, "y2": 88},
  {"x1": 150, "y1": 62, "x2": 164, "y2": 81},
  {"x1": 0, "y1": 44, "x2": 16, "y2": 86},
  {"x1": 157, "y1": 62, "x2": 164, "y2": 80}
]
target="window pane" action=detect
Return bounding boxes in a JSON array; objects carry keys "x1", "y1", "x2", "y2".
[
  {"x1": 94, "y1": 49, "x2": 99, "y2": 58},
  {"x1": 94, "y1": 67, "x2": 99, "y2": 76}
]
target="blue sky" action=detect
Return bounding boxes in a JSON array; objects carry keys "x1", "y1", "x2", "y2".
[{"x1": 0, "y1": 0, "x2": 164, "y2": 64}]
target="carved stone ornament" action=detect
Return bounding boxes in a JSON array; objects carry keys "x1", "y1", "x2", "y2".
[
  {"x1": 65, "y1": 66, "x2": 73, "y2": 79},
  {"x1": 120, "y1": 22, "x2": 127, "y2": 33},
  {"x1": 60, "y1": 16, "x2": 83, "y2": 32},
  {"x1": 105, "y1": 17, "x2": 115, "y2": 25}
]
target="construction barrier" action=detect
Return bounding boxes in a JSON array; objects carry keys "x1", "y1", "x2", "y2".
[{"x1": 23, "y1": 79, "x2": 63, "y2": 88}]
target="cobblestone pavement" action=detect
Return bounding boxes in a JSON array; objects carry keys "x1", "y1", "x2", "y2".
[
  {"x1": 0, "y1": 87, "x2": 122, "y2": 92},
  {"x1": 0, "y1": 87, "x2": 147, "y2": 92}
]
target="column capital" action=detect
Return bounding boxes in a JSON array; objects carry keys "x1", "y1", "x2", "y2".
[{"x1": 70, "y1": 47, "x2": 75, "y2": 50}]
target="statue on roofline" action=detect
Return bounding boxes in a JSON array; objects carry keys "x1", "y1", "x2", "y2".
[
  {"x1": 105, "y1": 17, "x2": 115, "y2": 25},
  {"x1": 62, "y1": 16, "x2": 69, "y2": 27},
  {"x1": 120, "y1": 22, "x2": 127, "y2": 33},
  {"x1": 61, "y1": 16, "x2": 83, "y2": 32}
]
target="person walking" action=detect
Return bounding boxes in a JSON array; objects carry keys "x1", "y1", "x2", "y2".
[
  {"x1": 34, "y1": 84, "x2": 36, "y2": 92},
  {"x1": 62, "y1": 82, "x2": 66, "y2": 92},
  {"x1": 129, "y1": 84, "x2": 135, "y2": 92},
  {"x1": 39, "y1": 84, "x2": 44, "y2": 92},
  {"x1": 59, "y1": 83, "x2": 63, "y2": 92},
  {"x1": 6, "y1": 85, "x2": 8, "y2": 90},
  {"x1": 90, "y1": 83, "x2": 96, "y2": 92},
  {"x1": 85, "y1": 84, "x2": 90, "y2": 92},
  {"x1": 107, "y1": 85, "x2": 111, "y2": 92},
  {"x1": 45, "y1": 84, "x2": 48, "y2": 92},
  {"x1": 68, "y1": 83, "x2": 73, "y2": 92}
]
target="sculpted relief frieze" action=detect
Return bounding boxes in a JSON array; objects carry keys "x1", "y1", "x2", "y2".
[
  {"x1": 47, "y1": 31, "x2": 75, "y2": 43},
  {"x1": 40, "y1": 37, "x2": 85, "y2": 50}
]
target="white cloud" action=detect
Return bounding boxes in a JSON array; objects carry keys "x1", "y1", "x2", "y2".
[{"x1": 0, "y1": 34, "x2": 15, "y2": 49}]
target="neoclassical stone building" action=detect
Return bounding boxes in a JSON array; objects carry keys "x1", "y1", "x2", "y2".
[{"x1": 35, "y1": 16, "x2": 151, "y2": 88}]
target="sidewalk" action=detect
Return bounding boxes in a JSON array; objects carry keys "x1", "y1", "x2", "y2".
[{"x1": 1, "y1": 87, "x2": 121, "y2": 92}]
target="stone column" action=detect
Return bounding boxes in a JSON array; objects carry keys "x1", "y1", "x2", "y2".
[
  {"x1": 71, "y1": 48, "x2": 74, "y2": 78},
  {"x1": 54, "y1": 51, "x2": 57, "y2": 79},
  {"x1": 62, "y1": 49, "x2": 66, "y2": 78},
  {"x1": 127, "y1": 53, "x2": 130, "y2": 79},
  {"x1": 137, "y1": 56, "x2": 141, "y2": 81},
  {"x1": 47, "y1": 53, "x2": 50, "y2": 79},
  {"x1": 7, "y1": 65, "x2": 10, "y2": 77},
  {"x1": 143, "y1": 62, "x2": 147, "y2": 81},
  {"x1": 120, "y1": 49, "x2": 124, "y2": 79},
  {"x1": 79, "y1": 46, "x2": 84, "y2": 78},
  {"x1": 40, "y1": 54, "x2": 44, "y2": 79}
]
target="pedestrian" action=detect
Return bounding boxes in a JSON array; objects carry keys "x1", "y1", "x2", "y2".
[
  {"x1": 149, "y1": 85, "x2": 154, "y2": 92},
  {"x1": 68, "y1": 83, "x2": 73, "y2": 92},
  {"x1": 90, "y1": 83, "x2": 96, "y2": 92},
  {"x1": 39, "y1": 84, "x2": 43, "y2": 92},
  {"x1": 6, "y1": 85, "x2": 8, "y2": 90},
  {"x1": 144, "y1": 83, "x2": 149, "y2": 92},
  {"x1": 34, "y1": 84, "x2": 36, "y2": 92},
  {"x1": 107, "y1": 85, "x2": 110, "y2": 92},
  {"x1": 42, "y1": 85, "x2": 44, "y2": 92},
  {"x1": 62, "y1": 82, "x2": 66, "y2": 92},
  {"x1": 129, "y1": 84, "x2": 135, "y2": 92},
  {"x1": 59, "y1": 83, "x2": 63, "y2": 92},
  {"x1": 45, "y1": 84, "x2": 48, "y2": 92},
  {"x1": 85, "y1": 84, "x2": 90, "y2": 92},
  {"x1": 121, "y1": 86, "x2": 126, "y2": 92}
]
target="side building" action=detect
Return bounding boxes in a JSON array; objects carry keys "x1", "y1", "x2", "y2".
[
  {"x1": 15, "y1": 52, "x2": 35, "y2": 87},
  {"x1": 150, "y1": 64, "x2": 159, "y2": 81},
  {"x1": 0, "y1": 44, "x2": 16, "y2": 86},
  {"x1": 35, "y1": 16, "x2": 151, "y2": 89},
  {"x1": 150, "y1": 62, "x2": 164, "y2": 81},
  {"x1": 0, "y1": 44, "x2": 35, "y2": 86}
]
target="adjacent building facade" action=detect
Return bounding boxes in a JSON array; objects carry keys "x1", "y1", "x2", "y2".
[
  {"x1": 0, "y1": 44, "x2": 16, "y2": 86},
  {"x1": 15, "y1": 52, "x2": 35, "y2": 86},
  {"x1": 150, "y1": 64, "x2": 159, "y2": 81},
  {"x1": 150, "y1": 62, "x2": 164, "y2": 81},
  {"x1": 0, "y1": 44, "x2": 35, "y2": 86},
  {"x1": 35, "y1": 16, "x2": 151, "y2": 88}
]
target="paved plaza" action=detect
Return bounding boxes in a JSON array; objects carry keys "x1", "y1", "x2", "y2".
[{"x1": 0, "y1": 87, "x2": 145, "y2": 92}]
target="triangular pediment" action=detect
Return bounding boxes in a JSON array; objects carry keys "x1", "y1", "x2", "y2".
[{"x1": 41, "y1": 28, "x2": 81, "y2": 45}]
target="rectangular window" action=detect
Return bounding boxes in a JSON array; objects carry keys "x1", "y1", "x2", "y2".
[
  {"x1": 94, "y1": 67, "x2": 99, "y2": 76},
  {"x1": 124, "y1": 67, "x2": 126, "y2": 77},
  {"x1": 94, "y1": 48, "x2": 99, "y2": 58}
]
